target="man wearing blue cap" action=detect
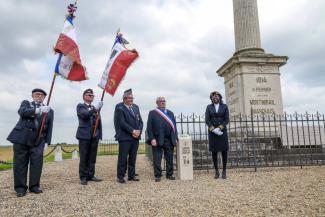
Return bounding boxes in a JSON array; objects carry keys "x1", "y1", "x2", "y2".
[
  {"x1": 7, "y1": 88, "x2": 54, "y2": 197},
  {"x1": 76, "y1": 88, "x2": 103, "y2": 185}
]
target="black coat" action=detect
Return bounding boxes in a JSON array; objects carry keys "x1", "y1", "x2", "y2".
[
  {"x1": 114, "y1": 104, "x2": 143, "y2": 142},
  {"x1": 146, "y1": 109, "x2": 178, "y2": 146},
  {"x1": 76, "y1": 103, "x2": 102, "y2": 140},
  {"x1": 113, "y1": 102, "x2": 123, "y2": 140},
  {"x1": 7, "y1": 100, "x2": 54, "y2": 146},
  {"x1": 205, "y1": 103, "x2": 229, "y2": 152}
]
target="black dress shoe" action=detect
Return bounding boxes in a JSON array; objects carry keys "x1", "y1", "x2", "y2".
[
  {"x1": 222, "y1": 170, "x2": 227, "y2": 179},
  {"x1": 16, "y1": 191, "x2": 27, "y2": 197},
  {"x1": 155, "y1": 177, "x2": 161, "y2": 182},
  {"x1": 117, "y1": 178, "x2": 126, "y2": 184},
  {"x1": 80, "y1": 179, "x2": 88, "y2": 185},
  {"x1": 30, "y1": 188, "x2": 43, "y2": 194},
  {"x1": 215, "y1": 171, "x2": 220, "y2": 179},
  {"x1": 88, "y1": 177, "x2": 102, "y2": 182},
  {"x1": 128, "y1": 177, "x2": 140, "y2": 181},
  {"x1": 135, "y1": 173, "x2": 139, "y2": 177},
  {"x1": 166, "y1": 176, "x2": 176, "y2": 180}
]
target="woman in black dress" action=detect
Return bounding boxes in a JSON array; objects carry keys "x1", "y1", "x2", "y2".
[{"x1": 205, "y1": 91, "x2": 229, "y2": 179}]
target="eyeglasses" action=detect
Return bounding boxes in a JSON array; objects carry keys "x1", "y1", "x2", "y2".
[
  {"x1": 85, "y1": 94, "x2": 94, "y2": 97},
  {"x1": 158, "y1": 100, "x2": 166, "y2": 102},
  {"x1": 33, "y1": 93, "x2": 45, "y2": 97}
]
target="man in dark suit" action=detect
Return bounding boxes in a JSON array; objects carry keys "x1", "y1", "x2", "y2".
[
  {"x1": 76, "y1": 89, "x2": 103, "y2": 185},
  {"x1": 114, "y1": 89, "x2": 143, "y2": 183},
  {"x1": 146, "y1": 97, "x2": 178, "y2": 182},
  {"x1": 114, "y1": 100, "x2": 139, "y2": 177},
  {"x1": 7, "y1": 88, "x2": 54, "y2": 197}
]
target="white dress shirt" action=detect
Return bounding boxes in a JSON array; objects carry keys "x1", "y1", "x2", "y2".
[{"x1": 214, "y1": 103, "x2": 220, "y2": 113}]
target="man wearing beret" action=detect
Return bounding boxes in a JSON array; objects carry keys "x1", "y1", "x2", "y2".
[
  {"x1": 114, "y1": 89, "x2": 143, "y2": 183},
  {"x1": 76, "y1": 89, "x2": 103, "y2": 185},
  {"x1": 7, "y1": 88, "x2": 54, "y2": 197}
]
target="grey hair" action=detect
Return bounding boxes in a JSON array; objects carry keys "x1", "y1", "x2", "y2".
[{"x1": 156, "y1": 96, "x2": 165, "y2": 102}]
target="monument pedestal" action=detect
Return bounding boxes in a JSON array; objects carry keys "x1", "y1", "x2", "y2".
[{"x1": 217, "y1": 52, "x2": 287, "y2": 116}]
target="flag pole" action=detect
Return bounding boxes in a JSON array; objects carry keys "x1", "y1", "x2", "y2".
[
  {"x1": 36, "y1": 73, "x2": 57, "y2": 145},
  {"x1": 92, "y1": 89, "x2": 105, "y2": 138}
]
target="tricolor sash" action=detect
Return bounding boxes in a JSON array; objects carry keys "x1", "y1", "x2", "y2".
[{"x1": 154, "y1": 108, "x2": 176, "y2": 133}]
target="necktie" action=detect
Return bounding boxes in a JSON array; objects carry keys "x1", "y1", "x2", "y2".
[{"x1": 129, "y1": 106, "x2": 135, "y2": 117}]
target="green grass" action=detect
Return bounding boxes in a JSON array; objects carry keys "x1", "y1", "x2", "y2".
[
  {"x1": 0, "y1": 160, "x2": 13, "y2": 171},
  {"x1": 0, "y1": 164, "x2": 13, "y2": 171},
  {"x1": 0, "y1": 143, "x2": 147, "y2": 171}
]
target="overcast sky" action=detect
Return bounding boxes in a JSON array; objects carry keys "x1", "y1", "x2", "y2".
[{"x1": 1, "y1": 0, "x2": 325, "y2": 146}]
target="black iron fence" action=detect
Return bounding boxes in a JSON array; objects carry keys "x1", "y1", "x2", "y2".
[{"x1": 145, "y1": 112, "x2": 325, "y2": 171}]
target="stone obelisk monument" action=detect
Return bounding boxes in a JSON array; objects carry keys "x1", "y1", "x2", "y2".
[{"x1": 217, "y1": 0, "x2": 288, "y2": 116}]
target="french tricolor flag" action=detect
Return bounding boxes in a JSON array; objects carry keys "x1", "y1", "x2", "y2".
[
  {"x1": 54, "y1": 15, "x2": 87, "y2": 81},
  {"x1": 98, "y1": 32, "x2": 138, "y2": 96}
]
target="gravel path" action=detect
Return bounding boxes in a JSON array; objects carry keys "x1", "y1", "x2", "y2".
[{"x1": 0, "y1": 155, "x2": 324, "y2": 217}]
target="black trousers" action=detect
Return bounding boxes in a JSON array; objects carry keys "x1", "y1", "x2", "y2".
[
  {"x1": 212, "y1": 151, "x2": 228, "y2": 171},
  {"x1": 152, "y1": 140, "x2": 174, "y2": 178},
  {"x1": 13, "y1": 142, "x2": 45, "y2": 193},
  {"x1": 117, "y1": 139, "x2": 139, "y2": 179},
  {"x1": 78, "y1": 138, "x2": 99, "y2": 180}
]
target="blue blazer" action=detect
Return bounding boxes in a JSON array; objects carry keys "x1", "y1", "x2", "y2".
[
  {"x1": 76, "y1": 103, "x2": 102, "y2": 140},
  {"x1": 114, "y1": 103, "x2": 143, "y2": 142},
  {"x1": 113, "y1": 102, "x2": 123, "y2": 140},
  {"x1": 7, "y1": 100, "x2": 54, "y2": 146},
  {"x1": 146, "y1": 109, "x2": 178, "y2": 146}
]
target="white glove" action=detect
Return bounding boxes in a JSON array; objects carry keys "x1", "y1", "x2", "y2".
[
  {"x1": 44, "y1": 143, "x2": 48, "y2": 152},
  {"x1": 95, "y1": 101, "x2": 103, "y2": 110},
  {"x1": 212, "y1": 128, "x2": 221, "y2": 134},
  {"x1": 40, "y1": 106, "x2": 51, "y2": 113},
  {"x1": 212, "y1": 128, "x2": 223, "y2": 136},
  {"x1": 35, "y1": 108, "x2": 41, "y2": 114},
  {"x1": 35, "y1": 106, "x2": 51, "y2": 114},
  {"x1": 217, "y1": 131, "x2": 223, "y2": 136}
]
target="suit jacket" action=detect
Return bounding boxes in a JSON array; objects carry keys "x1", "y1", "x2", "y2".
[
  {"x1": 113, "y1": 102, "x2": 123, "y2": 140},
  {"x1": 146, "y1": 109, "x2": 178, "y2": 146},
  {"x1": 205, "y1": 103, "x2": 229, "y2": 132},
  {"x1": 7, "y1": 100, "x2": 54, "y2": 146},
  {"x1": 76, "y1": 103, "x2": 102, "y2": 140},
  {"x1": 114, "y1": 103, "x2": 143, "y2": 141}
]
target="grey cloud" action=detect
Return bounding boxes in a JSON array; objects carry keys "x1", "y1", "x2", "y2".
[{"x1": 1, "y1": 0, "x2": 325, "y2": 146}]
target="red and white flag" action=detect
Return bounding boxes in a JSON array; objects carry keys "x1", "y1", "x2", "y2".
[
  {"x1": 98, "y1": 32, "x2": 138, "y2": 96},
  {"x1": 54, "y1": 15, "x2": 87, "y2": 81}
]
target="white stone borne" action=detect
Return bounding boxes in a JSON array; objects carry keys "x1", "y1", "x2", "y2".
[
  {"x1": 72, "y1": 150, "x2": 79, "y2": 160},
  {"x1": 54, "y1": 145, "x2": 62, "y2": 162},
  {"x1": 177, "y1": 134, "x2": 193, "y2": 180}
]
